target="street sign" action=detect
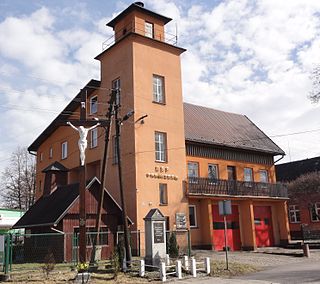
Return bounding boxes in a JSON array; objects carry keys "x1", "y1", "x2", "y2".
[{"x1": 218, "y1": 200, "x2": 232, "y2": 215}]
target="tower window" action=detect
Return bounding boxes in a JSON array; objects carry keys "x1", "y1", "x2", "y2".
[
  {"x1": 155, "y1": 131, "x2": 167, "y2": 162},
  {"x1": 49, "y1": 147, "x2": 53, "y2": 159},
  {"x1": 153, "y1": 75, "x2": 165, "y2": 104},
  {"x1": 90, "y1": 96, "x2": 98, "y2": 114},
  {"x1": 61, "y1": 141, "x2": 68, "y2": 160},
  {"x1": 145, "y1": 22, "x2": 154, "y2": 38},
  {"x1": 112, "y1": 78, "x2": 121, "y2": 106},
  {"x1": 90, "y1": 128, "x2": 98, "y2": 148},
  {"x1": 159, "y1": 183, "x2": 168, "y2": 205}
]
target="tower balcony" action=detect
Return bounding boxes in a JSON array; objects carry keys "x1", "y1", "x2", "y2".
[
  {"x1": 102, "y1": 21, "x2": 178, "y2": 51},
  {"x1": 185, "y1": 177, "x2": 288, "y2": 199}
]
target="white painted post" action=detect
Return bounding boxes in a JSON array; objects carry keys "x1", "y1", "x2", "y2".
[
  {"x1": 139, "y1": 259, "x2": 145, "y2": 277},
  {"x1": 160, "y1": 262, "x2": 166, "y2": 282},
  {"x1": 191, "y1": 257, "x2": 197, "y2": 277},
  {"x1": 166, "y1": 254, "x2": 170, "y2": 266},
  {"x1": 183, "y1": 255, "x2": 189, "y2": 271},
  {"x1": 204, "y1": 257, "x2": 210, "y2": 275},
  {"x1": 176, "y1": 260, "x2": 182, "y2": 279}
]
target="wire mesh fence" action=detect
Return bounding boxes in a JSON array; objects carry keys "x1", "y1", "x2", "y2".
[{"x1": 0, "y1": 229, "x2": 191, "y2": 281}]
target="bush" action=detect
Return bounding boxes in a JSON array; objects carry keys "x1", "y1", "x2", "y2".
[
  {"x1": 42, "y1": 251, "x2": 55, "y2": 279},
  {"x1": 168, "y1": 232, "x2": 179, "y2": 258}
]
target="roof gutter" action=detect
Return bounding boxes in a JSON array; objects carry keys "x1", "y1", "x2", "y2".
[
  {"x1": 28, "y1": 150, "x2": 37, "y2": 156},
  {"x1": 50, "y1": 227, "x2": 64, "y2": 234},
  {"x1": 274, "y1": 154, "x2": 285, "y2": 164}
]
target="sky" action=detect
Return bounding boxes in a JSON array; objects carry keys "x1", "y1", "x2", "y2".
[{"x1": 0, "y1": 0, "x2": 320, "y2": 173}]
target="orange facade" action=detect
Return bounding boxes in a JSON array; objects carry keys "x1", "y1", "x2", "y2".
[{"x1": 30, "y1": 3, "x2": 290, "y2": 254}]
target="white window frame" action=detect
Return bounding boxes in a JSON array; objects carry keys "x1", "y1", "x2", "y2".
[
  {"x1": 49, "y1": 147, "x2": 53, "y2": 159},
  {"x1": 153, "y1": 75, "x2": 165, "y2": 104},
  {"x1": 145, "y1": 22, "x2": 154, "y2": 38},
  {"x1": 159, "y1": 183, "x2": 168, "y2": 205},
  {"x1": 259, "y1": 170, "x2": 269, "y2": 183},
  {"x1": 90, "y1": 128, "x2": 98, "y2": 148},
  {"x1": 289, "y1": 205, "x2": 301, "y2": 223},
  {"x1": 244, "y1": 167, "x2": 253, "y2": 182},
  {"x1": 189, "y1": 205, "x2": 197, "y2": 228},
  {"x1": 61, "y1": 141, "x2": 68, "y2": 160},
  {"x1": 310, "y1": 203, "x2": 320, "y2": 222},
  {"x1": 90, "y1": 96, "x2": 98, "y2": 114},
  {"x1": 208, "y1": 164, "x2": 219, "y2": 183},
  {"x1": 155, "y1": 131, "x2": 167, "y2": 162}
]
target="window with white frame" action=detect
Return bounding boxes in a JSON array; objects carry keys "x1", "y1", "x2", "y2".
[
  {"x1": 90, "y1": 128, "x2": 98, "y2": 148},
  {"x1": 39, "y1": 152, "x2": 43, "y2": 162},
  {"x1": 208, "y1": 164, "x2": 219, "y2": 182},
  {"x1": 153, "y1": 75, "x2": 165, "y2": 104},
  {"x1": 155, "y1": 131, "x2": 167, "y2": 162},
  {"x1": 310, "y1": 203, "x2": 320, "y2": 222},
  {"x1": 49, "y1": 147, "x2": 53, "y2": 159},
  {"x1": 244, "y1": 167, "x2": 253, "y2": 182},
  {"x1": 159, "y1": 183, "x2": 168, "y2": 205},
  {"x1": 259, "y1": 170, "x2": 269, "y2": 183},
  {"x1": 61, "y1": 141, "x2": 68, "y2": 160},
  {"x1": 145, "y1": 22, "x2": 154, "y2": 38},
  {"x1": 90, "y1": 96, "x2": 98, "y2": 114},
  {"x1": 189, "y1": 205, "x2": 197, "y2": 227},
  {"x1": 289, "y1": 205, "x2": 301, "y2": 223},
  {"x1": 188, "y1": 162, "x2": 199, "y2": 183}
]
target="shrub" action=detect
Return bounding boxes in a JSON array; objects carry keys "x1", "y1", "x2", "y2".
[{"x1": 168, "y1": 232, "x2": 179, "y2": 258}]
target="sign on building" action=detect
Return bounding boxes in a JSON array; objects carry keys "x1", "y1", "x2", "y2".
[{"x1": 218, "y1": 200, "x2": 232, "y2": 216}]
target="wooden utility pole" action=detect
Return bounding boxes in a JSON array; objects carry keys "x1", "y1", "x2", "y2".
[
  {"x1": 114, "y1": 89, "x2": 133, "y2": 268},
  {"x1": 90, "y1": 90, "x2": 116, "y2": 264}
]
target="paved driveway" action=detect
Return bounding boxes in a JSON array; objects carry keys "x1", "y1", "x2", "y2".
[{"x1": 237, "y1": 258, "x2": 320, "y2": 283}]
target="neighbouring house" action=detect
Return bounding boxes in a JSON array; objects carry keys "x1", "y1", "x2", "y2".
[
  {"x1": 0, "y1": 208, "x2": 24, "y2": 234},
  {"x1": 12, "y1": 162, "x2": 132, "y2": 262},
  {"x1": 17, "y1": 2, "x2": 290, "y2": 255},
  {"x1": 276, "y1": 157, "x2": 320, "y2": 240}
]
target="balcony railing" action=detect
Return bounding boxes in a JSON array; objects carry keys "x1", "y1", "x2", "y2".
[{"x1": 185, "y1": 177, "x2": 288, "y2": 198}]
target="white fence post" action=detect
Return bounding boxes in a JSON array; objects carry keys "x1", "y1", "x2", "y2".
[
  {"x1": 204, "y1": 257, "x2": 210, "y2": 275},
  {"x1": 183, "y1": 255, "x2": 189, "y2": 271},
  {"x1": 166, "y1": 254, "x2": 170, "y2": 266},
  {"x1": 176, "y1": 260, "x2": 182, "y2": 279},
  {"x1": 139, "y1": 259, "x2": 145, "y2": 277},
  {"x1": 191, "y1": 257, "x2": 197, "y2": 277},
  {"x1": 160, "y1": 262, "x2": 166, "y2": 282}
]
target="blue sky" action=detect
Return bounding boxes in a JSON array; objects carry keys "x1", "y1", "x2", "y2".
[{"x1": 1, "y1": 0, "x2": 320, "y2": 172}]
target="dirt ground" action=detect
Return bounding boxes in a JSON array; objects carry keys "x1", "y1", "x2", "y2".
[{"x1": 5, "y1": 248, "x2": 320, "y2": 283}]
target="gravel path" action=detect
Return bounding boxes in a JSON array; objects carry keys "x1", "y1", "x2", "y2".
[{"x1": 193, "y1": 247, "x2": 320, "y2": 268}]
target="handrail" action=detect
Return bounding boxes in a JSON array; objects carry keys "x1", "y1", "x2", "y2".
[{"x1": 185, "y1": 177, "x2": 288, "y2": 198}]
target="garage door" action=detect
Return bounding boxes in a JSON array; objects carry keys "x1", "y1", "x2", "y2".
[
  {"x1": 212, "y1": 204, "x2": 241, "y2": 251},
  {"x1": 254, "y1": 206, "x2": 274, "y2": 247}
]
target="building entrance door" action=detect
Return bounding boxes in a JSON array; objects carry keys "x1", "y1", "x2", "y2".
[
  {"x1": 254, "y1": 206, "x2": 274, "y2": 247},
  {"x1": 212, "y1": 204, "x2": 241, "y2": 251}
]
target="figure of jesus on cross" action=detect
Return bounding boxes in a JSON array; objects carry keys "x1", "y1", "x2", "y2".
[{"x1": 67, "y1": 121, "x2": 100, "y2": 166}]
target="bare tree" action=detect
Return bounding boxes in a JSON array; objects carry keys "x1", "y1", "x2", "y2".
[
  {"x1": 309, "y1": 66, "x2": 320, "y2": 103},
  {"x1": 0, "y1": 147, "x2": 36, "y2": 210}
]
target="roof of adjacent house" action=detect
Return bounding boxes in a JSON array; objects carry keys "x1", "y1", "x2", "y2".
[
  {"x1": 276, "y1": 156, "x2": 320, "y2": 182},
  {"x1": 106, "y1": 2, "x2": 172, "y2": 28},
  {"x1": 12, "y1": 177, "x2": 133, "y2": 229},
  {"x1": 184, "y1": 103, "x2": 284, "y2": 155},
  {"x1": 28, "y1": 80, "x2": 284, "y2": 156}
]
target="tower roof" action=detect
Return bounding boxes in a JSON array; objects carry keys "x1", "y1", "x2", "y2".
[{"x1": 107, "y1": 2, "x2": 172, "y2": 28}]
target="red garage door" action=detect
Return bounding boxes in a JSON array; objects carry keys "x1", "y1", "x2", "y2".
[
  {"x1": 212, "y1": 205, "x2": 241, "y2": 251},
  {"x1": 254, "y1": 206, "x2": 274, "y2": 247}
]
